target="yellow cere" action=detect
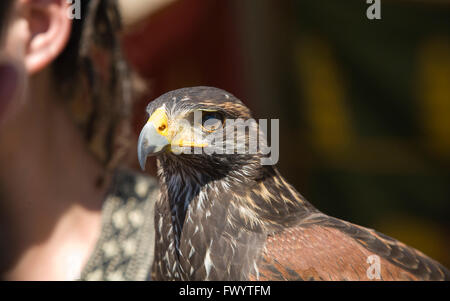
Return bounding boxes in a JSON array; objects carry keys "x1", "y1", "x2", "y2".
[
  {"x1": 174, "y1": 140, "x2": 208, "y2": 148},
  {"x1": 147, "y1": 106, "x2": 208, "y2": 148},
  {"x1": 148, "y1": 107, "x2": 169, "y2": 136}
]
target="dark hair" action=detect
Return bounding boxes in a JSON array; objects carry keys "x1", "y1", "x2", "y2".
[
  {"x1": 53, "y1": 0, "x2": 133, "y2": 171},
  {"x1": 0, "y1": 0, "x2": 14, "y2": 38}
]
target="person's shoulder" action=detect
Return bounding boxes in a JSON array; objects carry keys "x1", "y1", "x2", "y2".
[
  {"x1": 79, "y1": 168, "x2": 159, "y2": 281},
  {"x1": 111, "y1": 168, "x2": 159, "y2": 203}
]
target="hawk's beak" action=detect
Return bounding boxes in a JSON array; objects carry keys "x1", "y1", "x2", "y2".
[
  {"x1": 137, "y1": 108, "x2": 170, "y2": 170},
  {"x1": 138, "y1": 107, "x2": 212, "y2": 170}
]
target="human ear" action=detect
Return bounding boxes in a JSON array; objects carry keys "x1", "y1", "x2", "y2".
[{"x1": 22, "y1": 0, "x2": 72, "y2": 74}]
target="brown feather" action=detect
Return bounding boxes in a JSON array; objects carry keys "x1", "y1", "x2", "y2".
[
  {"x1": 252, "y1": 221, "x2": 449, "y2": 280},
  {"x1": 145, "y1": 87, "x2": 450, "y2": 281}
]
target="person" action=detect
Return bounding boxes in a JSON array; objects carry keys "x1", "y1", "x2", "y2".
[{"x1": 0, "y1": 0, "x2": 169, "y2": 281}]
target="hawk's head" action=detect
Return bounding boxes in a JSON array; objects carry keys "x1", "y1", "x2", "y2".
[
  {"x1": 139, "y1": 88, "x2": 309, "y2": 280},
  {"x1": 138, "y1": 86, "x2": 266, "y2": 182}
]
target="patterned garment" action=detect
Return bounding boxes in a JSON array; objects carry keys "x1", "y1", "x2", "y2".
[{"x1": 79, "y1": 169, "x2": 158, "y2": 281}]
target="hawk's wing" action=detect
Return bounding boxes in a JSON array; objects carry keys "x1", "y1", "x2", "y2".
[{"x1": 252, "y1": 214, "x2": 450, "y2": 281}]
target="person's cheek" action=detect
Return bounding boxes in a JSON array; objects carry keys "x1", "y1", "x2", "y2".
[
  {"x1": 0, "y1": 58, "x2": 26, "y2": 126},
  {"x1": 0, "y1": 63, "x2": 18, "y2": 110},
  {"x1": 0, "y1": 10, "x2": 29, "y2": 124}
]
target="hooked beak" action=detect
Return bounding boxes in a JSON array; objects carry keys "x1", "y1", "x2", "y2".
[
  {"x1": 137, "y1": 111, "x2": 170, "y2": 170},
  {"x1": 137, "y1": 106, "x2": 211, "y2": 170}
]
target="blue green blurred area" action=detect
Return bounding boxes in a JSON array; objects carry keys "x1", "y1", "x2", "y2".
[{"x1": 278, "y1": 0, "x2": 450, "y2": 266}]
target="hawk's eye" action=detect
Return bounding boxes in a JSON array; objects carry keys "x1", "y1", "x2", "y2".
[{"x1": 201, "y1": 112, "x2": 224, "y2": 132}]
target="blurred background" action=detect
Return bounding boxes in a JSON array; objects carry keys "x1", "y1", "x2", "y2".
[{"x1": 122, "y1": 0, "x2": 450, "y2": 267}]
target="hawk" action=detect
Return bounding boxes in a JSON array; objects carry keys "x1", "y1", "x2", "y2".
[{"x1": 137, "y1": 86, "x2": 450, "y2": 281}]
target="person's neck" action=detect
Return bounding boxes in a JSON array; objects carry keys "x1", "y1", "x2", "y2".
[{"x1": 0, "y1": 70, "x2": 108, "y2": 280}]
